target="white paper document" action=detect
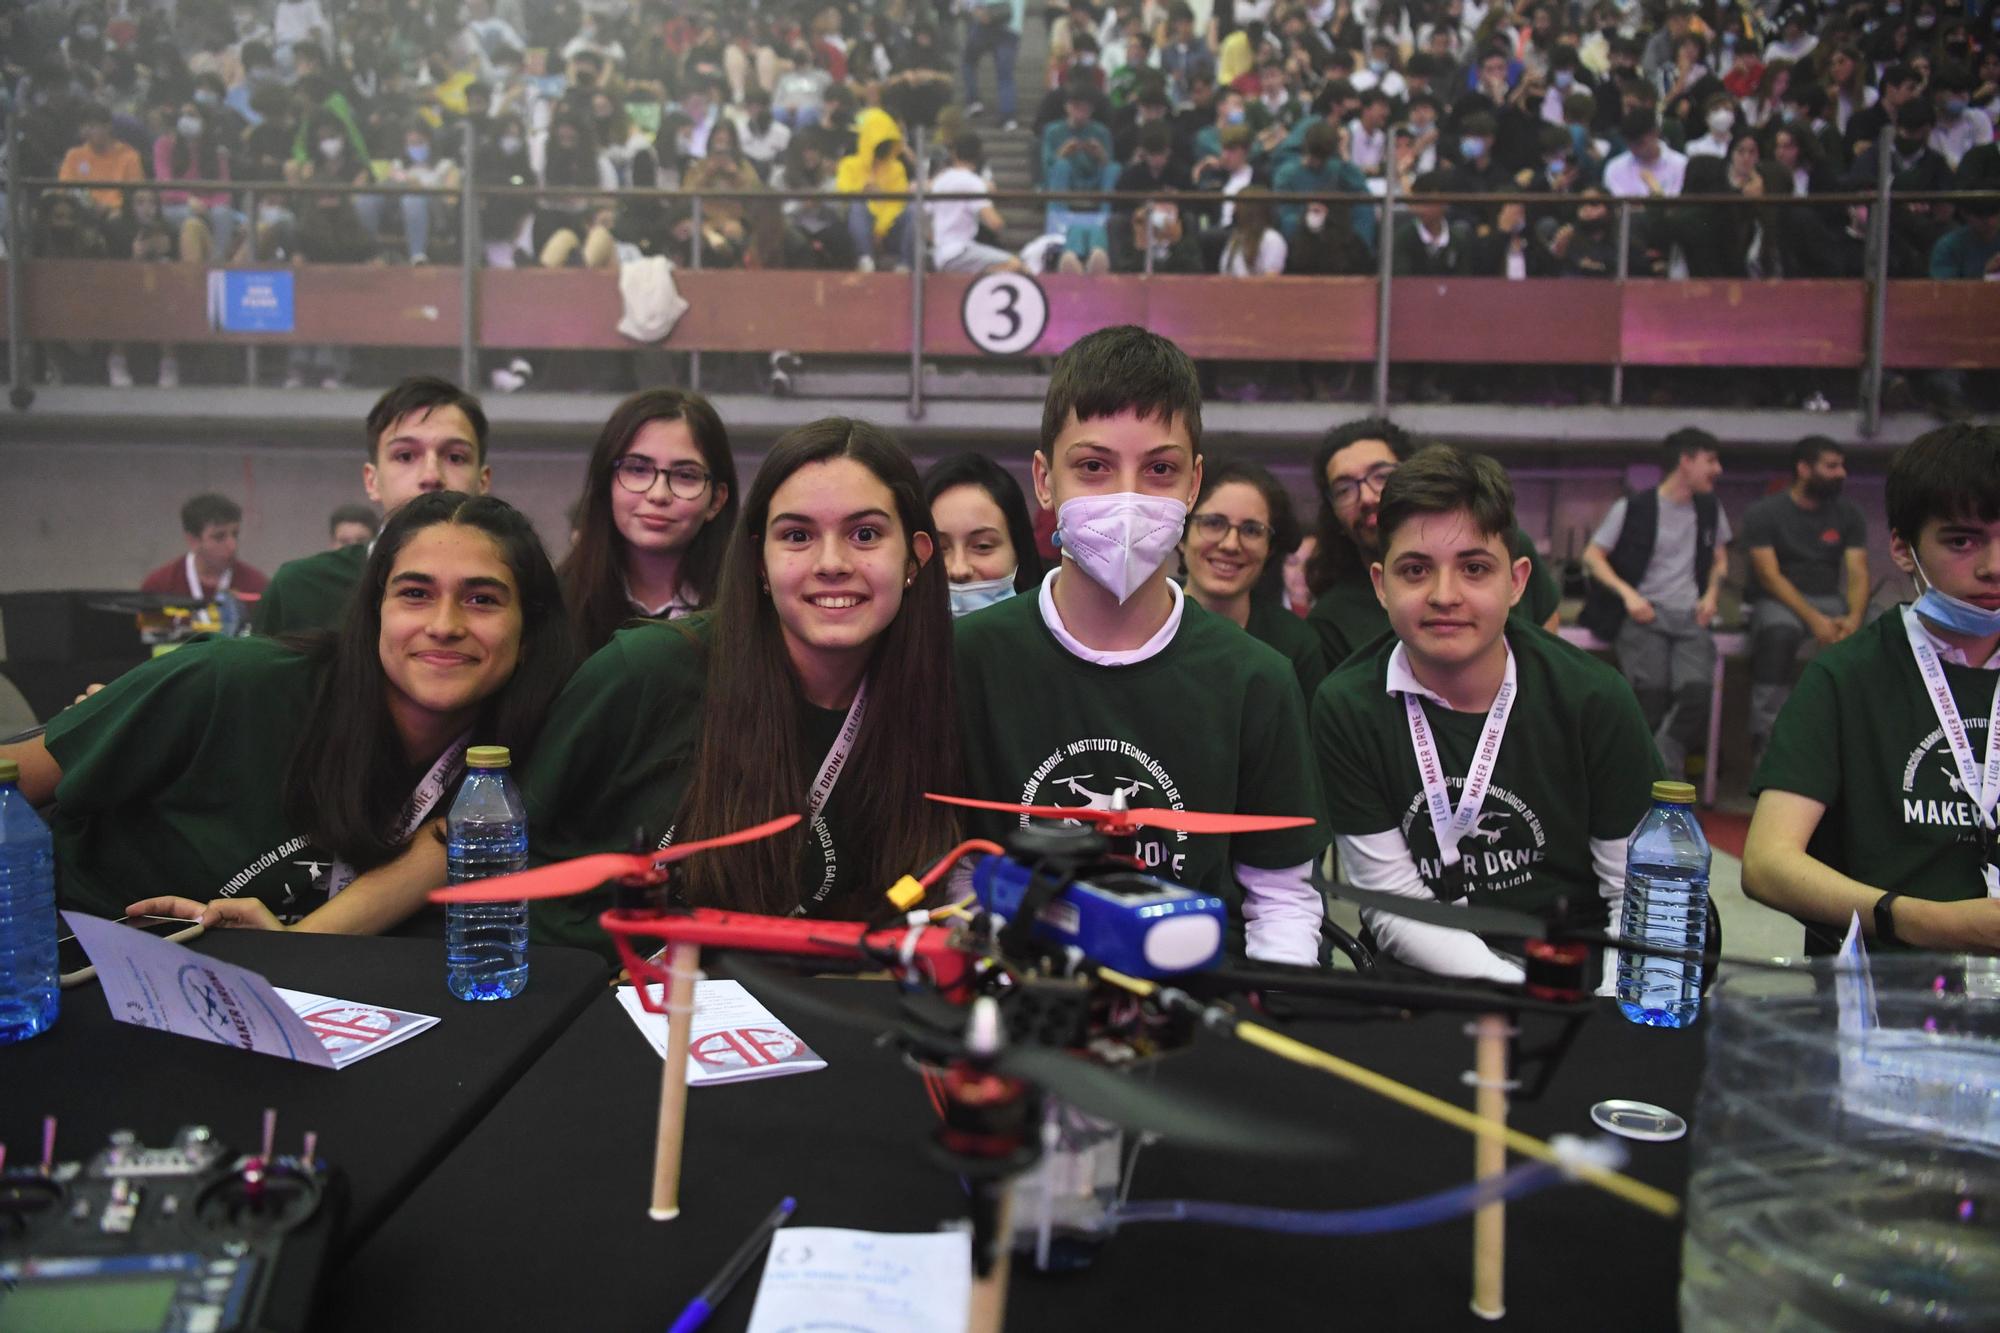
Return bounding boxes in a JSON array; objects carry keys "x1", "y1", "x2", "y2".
[
  {"x1": 616, "y1": 979, "x2": 826, "y2": 1085},
  {"x1": 63, "y1": 912, "x2": 437, "y2": 1069},
  {"x1": 744, "y1": 1227, "x2": 971, "y2": 1333}
]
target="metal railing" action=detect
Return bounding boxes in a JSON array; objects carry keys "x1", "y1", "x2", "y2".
[{"x1": 8, "y1": 120, "x2": 1998, "y2": 431}]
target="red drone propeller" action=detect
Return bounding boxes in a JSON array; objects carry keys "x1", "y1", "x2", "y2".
[
  {"x1": 924, "y1": 793, "x2": 1314, "y2": 837},
  {"x1": 428, "y1": 814, "x2": 803, "y2": 904}
]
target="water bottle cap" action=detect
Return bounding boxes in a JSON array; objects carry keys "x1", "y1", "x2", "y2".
[
  {"x1": 1650, "y1": 780, "x2": 1697, "y2": 804},
  {"x1": 0, "y1": 758, "x2": 17, "y2": 783},
  {"x1": 466, "y1": 745, "x2": 511, "y2": 769}
]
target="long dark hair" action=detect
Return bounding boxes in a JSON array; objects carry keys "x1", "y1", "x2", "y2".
[
  {"x1": 559, "y1": 388, "x2": 739, "y2": 653},
  {"x1": 921, "y1": 451, "x2": 1045, "y2": 593},
  {"x1": 675, "y1": 418, "x2": 961, "y2": 916},
  {"x1": 282, "y1": 493, "x2": 575, "y2": 871},
  {"x1": 1306, "y1": 417, "x2": 1412, "y2": 595}
]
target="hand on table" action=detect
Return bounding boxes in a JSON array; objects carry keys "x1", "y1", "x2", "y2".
[{"x1": 126, "y1": 895, "x2": 286, "y2": 930}]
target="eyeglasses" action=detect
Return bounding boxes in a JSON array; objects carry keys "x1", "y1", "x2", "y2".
[
  {"x1": 614, "y1": 456, "x2": 712, "y2": 499},
  {"x1": 1328, "y1": 462, "x2": 1399, "y2": 508},
  {"x1": 1188, "y1": 512, "x2": 1273, "y2": 546}
]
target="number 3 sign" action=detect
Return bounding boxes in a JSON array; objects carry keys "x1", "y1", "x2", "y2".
[{"x1": 961, "y1": 271, "x2": 1050, "y2": 356}]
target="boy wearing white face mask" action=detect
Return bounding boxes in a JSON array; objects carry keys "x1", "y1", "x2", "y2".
[
  {"x1": 1685, "y1": 95, "x2": 1738, "y2": 158},
  {"x1": 952, "y1": 327, "x2": 1331, "y2": 966},
  {"x1": 1744, "y1": 424, "x2": 2000, "y2": 957}
]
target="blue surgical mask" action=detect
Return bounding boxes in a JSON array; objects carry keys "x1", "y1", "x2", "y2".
[
  {"x1": 1913, "y1": 556, "x2": 2000, "y2": 636},
  {"x1": 1224, "y1": 107, "x2": 1246, "y2": 125},
  {"x1": 1461, "y1": 135, "x2": 1488, "y2": 159},
  {"x1": 949, "y1": 571, "x2": 1019, "y2": 618},
  {"x1": 407, "y1": 143, "x2": 430, "y2": 163},
  {"x1": 1554, "y1": 70, "x2": 1574, "y2": 89},
  {"x1": 1944, "y1": 97, "x2": 1968, "y2": 117},
  {"x1": 1548, "y1": 156, "x2": 1568, "y2": 178},
  {"x1": 195, "y1": 89, "x2": 220, "y2": 107},
  {"x1": 1369, "y1": 59, "x2": 1389, "y2": 74}
]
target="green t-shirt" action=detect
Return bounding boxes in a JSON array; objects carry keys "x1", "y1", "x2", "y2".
[
  {"x1": 254, "y1": 543, "x2": 369, "y2": 636},
  {"x1": 44, "y1": 636, "x2": 338, "y2": 923},
  {"x1": 520, "y1": 617, "x2": 866, "y2": 954},
  {"x1": 953, "y1": 587, "x2": 1329, "y2": 916},
  {"x1": 1305, "y1": 528, "x2": 1563, "y2": 670},
  {"x1": 1311, "y1": 623, "x2": 1662, "y2": 930},
  {"x1": 1752, "y1": 609, "x2": 1998, "y2": 952},
  {"x1": 1243, "y1": 591, "x2": 1329, "y2": 701}
]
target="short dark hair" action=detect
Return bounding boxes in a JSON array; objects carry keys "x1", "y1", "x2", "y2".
[
  {"x1": 365, "y1": 376, "x2": 490, "y2": 463},
  {"x1": 1620, "y1": 107, "x2": 1659, "y2": 142},
  {"x1": 954, "y1": 129, "x2": 984, "y2": 165},
  {"x1": 80, "y1": 103, "x2": 113, "y2": 128},
  {"x1": 1896, "y1": 99, "x2": 1937, "y2": 132},
  {"x1": 1886, "y1": 423, "x2": 2000, "y2": 544},
  {"x1": 1303, "y1": 120, "x2": 1339, "y2": 158},
  {"x1": 1375, "y1": 444, "x2": 1518, "y2": 553},
  {"x1": 1040, "y1": 325, "x2": 1203, "y2": 458},
  {"x1": 1662, "y1": 426, "x2": 1720, "y2": 471},
  {"x1": 181, "y1": 492, "x2": 241, "y2": 535},
  {"x1": 922, "y1": 451, "x2": 1047, "y2": 593},
  {"x1": 328, "y1": 502, "x2": 379, "y2": 537},
  {"x1": 1882, "y1": 62, "x2": 1923, "y2": 91},
  {"x1": 1138, "y1": 121, "x2": 1172, "y2": 154},
  {"x1": 1412, "y1": 169, "x2": 1451, "y2": 195},
  {"x1": 1791, "y1": 434, "x2": 1842, "y2": 472}
]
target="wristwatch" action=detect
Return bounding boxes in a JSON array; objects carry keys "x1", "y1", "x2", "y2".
[{"x1": 1874, "y1": 892, "x2": 1904, "y2": 946}]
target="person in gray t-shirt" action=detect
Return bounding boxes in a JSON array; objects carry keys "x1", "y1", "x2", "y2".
[
  {"x1": 1740, "y1": 437, "x2": 1871, "y2": 752},
  {"x1": 1584, "y1": 431, "x2": 1733, "y2": 774}
]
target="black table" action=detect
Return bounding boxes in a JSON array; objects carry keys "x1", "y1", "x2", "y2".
[
  {"x1": 331, "y1": 981, "x2": 1704, "y2": 1331},
  {"x1": 1, "y1": 931, "x2": 608, "y2": 1255}
]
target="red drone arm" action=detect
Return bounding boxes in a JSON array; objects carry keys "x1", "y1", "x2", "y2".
[{"x1": 603, "y1": 907, "x2": 975, "y2": 1002}]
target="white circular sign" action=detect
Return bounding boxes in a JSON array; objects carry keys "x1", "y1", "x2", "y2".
[{"x1": 961, "y1": 272, "x2": 1050, "y2": 356}]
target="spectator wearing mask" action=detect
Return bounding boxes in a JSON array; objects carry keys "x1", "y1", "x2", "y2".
[
  {"x1": 1741, "y1": 436, "x2": 1870, "y2": 763},
  {"x1": 1603, "y1": 107, "x2": 1688, "y2": 196},
  {"x1": 1846, "y1": 101, "x2": 1957, "y2": 261},
  {"x1": 1274, "y1": 121, "x2": 1368, "y2": 244},
  {"x1": 1111, "y1": 120, "x2": 1191, "y2": 242},
  {"x1": 61, "y1": 104, "x2": 145, "y2": 219},
  {"x1": 1781, "y1": 83, "x2": 1848, "y2": 176},
  {"x1": 1686, "y1": 94, "x2": 1740, "y2": 158},
  {"x1": 385, "y1": 123, "x2": 459, "y2": 266},
  {"x1": 153, "y1": 101, "x2": 245, "y2": 263},
  {"x1": 927, "y1": 132, "x2": 1023, "y2": 276},
  {"x1": 1042, "y1": 81, "x2": 1117, "y2": 273},
  {"x1": 1846, "y1": 64, "x2": 1925, "y2": 160},
  {"x1": 1192, "y1": 124, "x2": 1265, "y2": 261},
  {"x1": 1930, "y1": 66, "x2": 1995, "y2": 170},
  {"x1": 1445, "y1": 111, "x2": 1508, "y2": 211}
]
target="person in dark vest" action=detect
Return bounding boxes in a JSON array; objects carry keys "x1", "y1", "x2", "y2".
[{"x1": 1581, "y1": 428, "x2": 1732, "y2": 775}]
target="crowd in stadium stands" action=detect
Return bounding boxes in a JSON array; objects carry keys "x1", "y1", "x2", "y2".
[{"x1": 4, "y1": 0, "x2": 1997, "y2": 384}]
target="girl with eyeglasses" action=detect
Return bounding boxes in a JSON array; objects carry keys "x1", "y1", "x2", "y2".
[
  {"x1": 525, "y1": 417, "x2": 963, "y2": 956},
  {"x1": 558, "y1": 389, "x2": 739, "y2": 655},
  {"x1": 1178, "y1": 456, "x2": 1326, "y2": 699},
  {"x1": 3, "y1": 494, "x2": 575, "y2": 934}
]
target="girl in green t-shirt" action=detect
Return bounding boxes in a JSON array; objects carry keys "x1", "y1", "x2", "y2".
[
  {"x1": 558, "y1": 388, "x2": 739, "y2": 654},
  {"x1": 4, "y1": 493, "x2": 576, "y2": 933},
  {"x1": 527, "y1": 417, "x2": 965, "y2": 945}
]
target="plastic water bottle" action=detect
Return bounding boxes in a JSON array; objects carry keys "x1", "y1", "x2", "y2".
[
  {"x1": 445, "y1": 746, "x2": 529, "y2": 1001},
  {"x1": 1617, "y1": 780, "x2": 1711, "y2": 1029},
  {"x1": 0, "y1": 757, "x2": 59, "y2": 1044}
]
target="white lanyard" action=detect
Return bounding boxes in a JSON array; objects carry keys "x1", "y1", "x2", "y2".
[
  {"x1": 1902, "y1": 607, "x2": 2000, "y2": 896},
  {"x1": 325, "y1": 733, "x2": 472, "y2": 898},
  {"x1": 807, "y1": 679, "x2": 867, "y2": 819},
  {"x1": 187, "y1": 552, "x2": 231, "y2": 600},
  {"x1": 1404, "y1": 649, "x2": 1518, "y2": 869}
]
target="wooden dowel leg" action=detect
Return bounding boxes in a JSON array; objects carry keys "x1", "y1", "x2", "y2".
[
  {"x1": 1471, "y1": 1013, "x2": 1510, "y2": 1320},
  {"x1": 649, "y1": 941, "x2": 701, "y2": 1220}
]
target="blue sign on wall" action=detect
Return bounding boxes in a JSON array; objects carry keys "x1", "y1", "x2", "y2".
[{"x1": 206, "y1": 270, "x2": 295, "y2": 333}]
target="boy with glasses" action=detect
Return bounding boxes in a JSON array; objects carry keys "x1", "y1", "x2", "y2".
[
  {"x1": 1313, "y1": 445, "x2": 1661, "y2": 981},
  {"x1": 1304, "y1": 417, "x2": 1560, "y2": 669}
]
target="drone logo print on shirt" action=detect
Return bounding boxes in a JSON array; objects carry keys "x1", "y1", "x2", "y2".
[
  {"x1": 1021, "y1": 738, "x2": 1189, "y2": 878},
  {"x1": 1399, "y1": 778, "x2": 1549, "y2": 899},
  {"x1": 1899, "y1": 715, "x2": 1993, "y2": 838}
]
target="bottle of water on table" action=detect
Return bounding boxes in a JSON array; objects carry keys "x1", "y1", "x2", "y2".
[
  {"x1": 1617, "y1": 780, "x2": 1710, "y2": 1029},
  {"x1": 445, "y1": 745, "x2": 529, "y2": 1001},
  {"x1": 0, "y1": 757, "x2": 59, "y2": 1044}
]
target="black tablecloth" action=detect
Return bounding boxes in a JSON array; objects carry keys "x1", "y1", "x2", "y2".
[
  {"x1": 331, "y1": 981, "x2": 1704, "y2": 1332},
  {"x1": 1, "y1": 931, "x2": 608, "y2": 1255}
]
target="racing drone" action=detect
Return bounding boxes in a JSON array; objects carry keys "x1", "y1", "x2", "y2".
[{"x1": 431, "y1": 794, "x2": 1693, "y2": 1329}]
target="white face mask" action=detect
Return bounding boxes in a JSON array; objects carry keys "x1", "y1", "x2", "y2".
[
  {"x1": 1708, "y1": 110, "x2": 1735, "y2": 136},
  {"x1": 1056, "y1": 493, "x2": 1189, "y2": 604},
  {"x1": 949, "y1": 571, "x2": 1018, "y2": 618}
]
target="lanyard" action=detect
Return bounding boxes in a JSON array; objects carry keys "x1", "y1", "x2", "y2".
[
  {"x1": 186, "y1": 552, "x2": 231, "y2": 600},
  {"x1": 1405, "y1": 649, "x2": 1518, "y2": 870},
  {"x1": 326, "y1": 733, "x2": 472, "y2": 899},
  {"x1": 807, "y1": 679, "x2": 867, "y2": 819},
  {"x1": 1902, "y1": 608, "x2": 2000, "y2": 896}
]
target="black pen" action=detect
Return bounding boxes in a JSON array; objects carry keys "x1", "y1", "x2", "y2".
[{"x1": 666, "y1": 1196, "x2": 798, "y2": 1333}]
